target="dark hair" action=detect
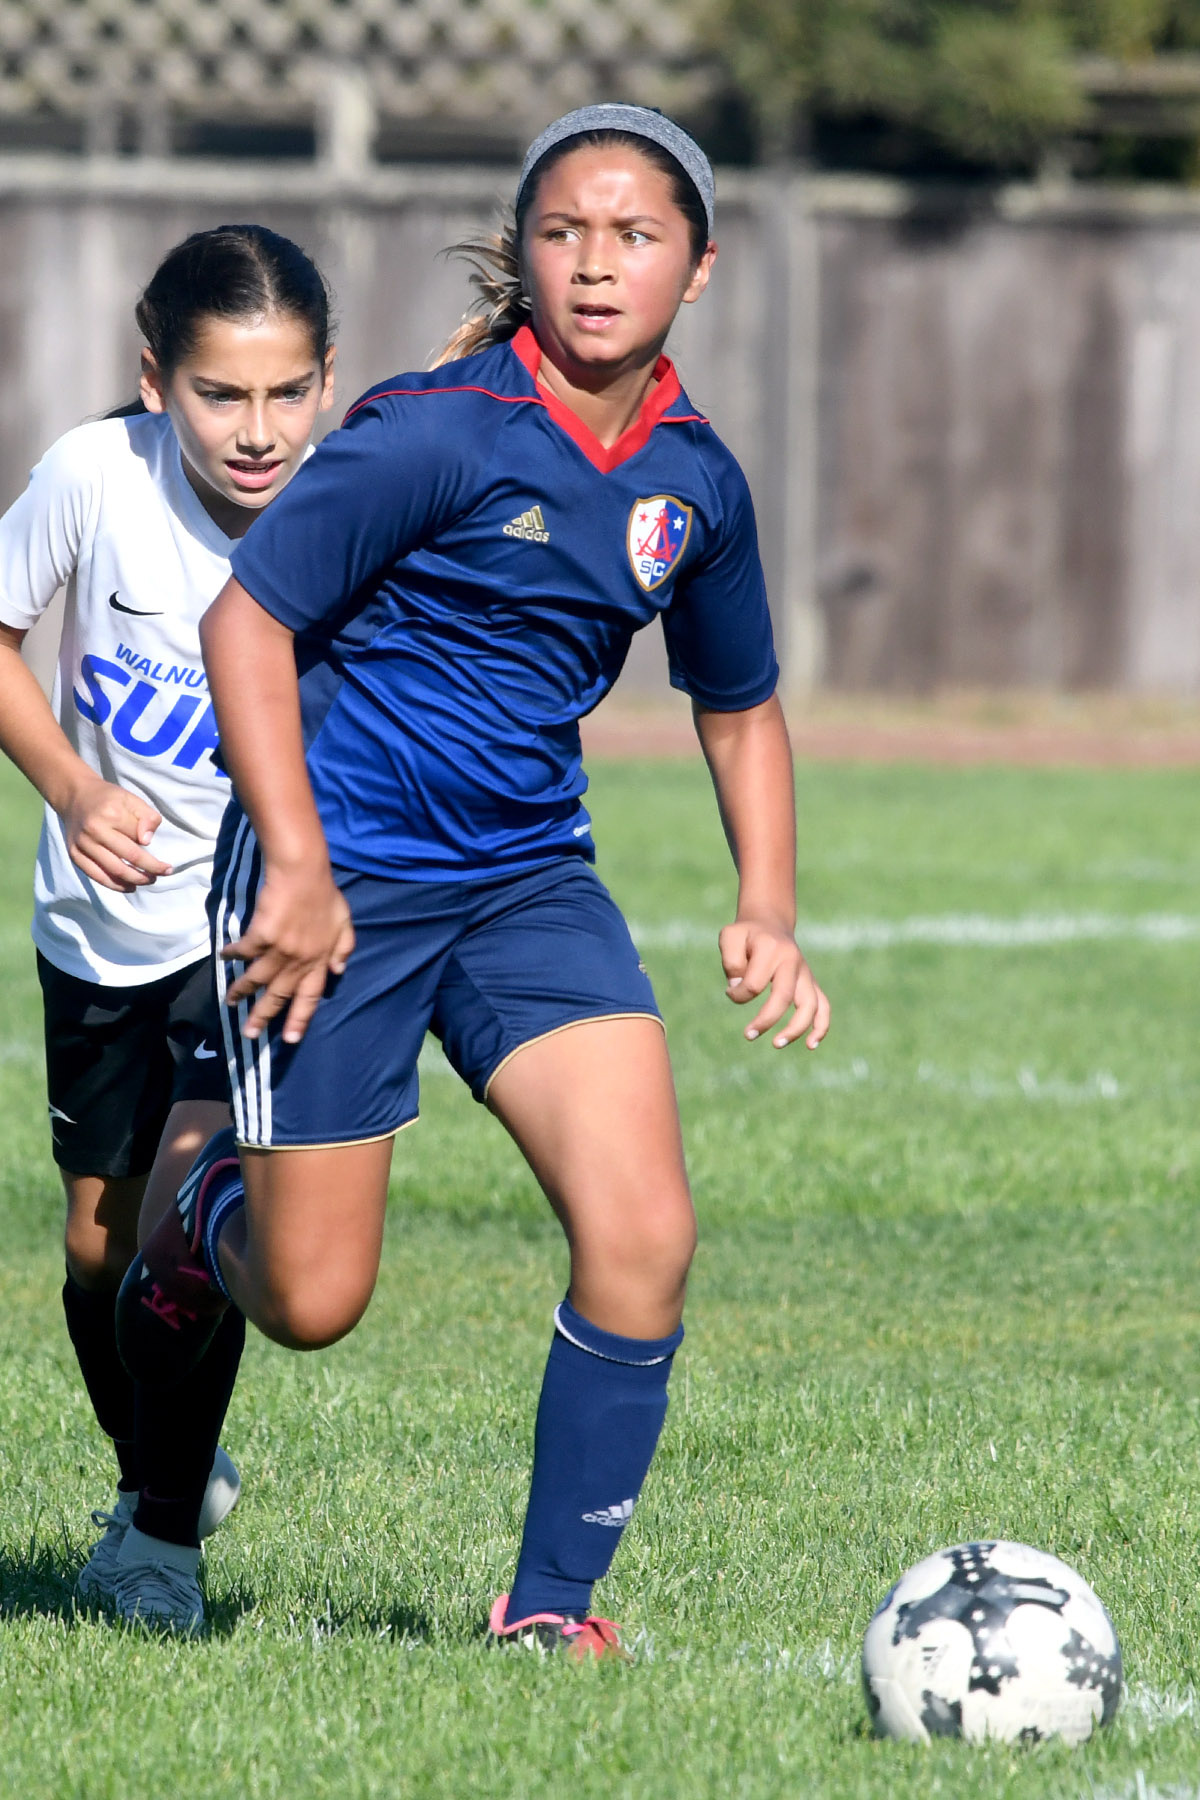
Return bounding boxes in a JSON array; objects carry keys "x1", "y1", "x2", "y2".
[
  {"x1": 434, "y1": 129, "x2": 710, "y2": 366},
  {"x1": 108, "y1": 223, "x2": 333, "y2": 416}
]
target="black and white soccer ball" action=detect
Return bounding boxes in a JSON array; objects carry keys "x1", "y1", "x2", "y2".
[{"x1": 862, "y1": 1540, "x2": 1122, "y2": 1745}]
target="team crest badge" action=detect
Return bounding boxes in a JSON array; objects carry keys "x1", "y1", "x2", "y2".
[{"x1": 627, "y1": 496, "x2": 692, "y2": 592}]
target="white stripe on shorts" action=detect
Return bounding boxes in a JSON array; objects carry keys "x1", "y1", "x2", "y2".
[
  {"x1": 216, "y1": 815, "x2": 273, "y2": 1146},
  {"x1": 214, "y1": 812, "x2": 250, "y2": 1142},
  {"x1": 243, "y1": 829, "x2": 272, "y2": 1145}
]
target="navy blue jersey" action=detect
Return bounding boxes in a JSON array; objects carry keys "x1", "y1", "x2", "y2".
[{"x1": 230, "y1": 326, "x2": 777, "y2": 882}]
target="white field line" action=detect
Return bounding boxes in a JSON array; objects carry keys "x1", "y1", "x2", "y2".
[
  {"x1": 741, "y1": 1639, "x2": 859, "y2": 1682},
  {"x1": 1089, "y1": 1785, "x2": 1200, "y2": 1800},
  {"x1": 631, "y1": 912, "x2": 1200, "y2": 954},
  {"x1": 696, "y1": 1056, "x2": 1132, "y2": 1103},
  {"x1": 422, "y1": 1038, "x2": 1138, "y2": 1105},
  {"x1": 917, "y1": 1061, "x2": 1122, "y2": 1102},
  {"x1": 1088, "y1": 857, "x2": 1200, "y2": 882},
  {"x1": 1122, "y1": 1683, "x2": 1200, "y2": 1730},
  {"x1": 728, "y1": 1654, "x2": 1200, "y2": 1717}
]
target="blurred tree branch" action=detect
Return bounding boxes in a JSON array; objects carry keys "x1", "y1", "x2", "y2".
[{"x1": 701, "y1": 0, "x2": 1200, "y2": 174}]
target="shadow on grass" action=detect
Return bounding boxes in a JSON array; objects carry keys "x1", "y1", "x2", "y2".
[
  {"x1": 204, "y1": 1583, "x2": 435, "y2": 1644},
  {"x1": 200, "y1": 1582, "x2": 262, "y2": 1637},
  {"x1": 358, "y1": 1600, "x2": 435, "y2": 1643},
  {"x1": 1, "y1": 1535, "x2": 436, "y2": 1642},
  {"x1": 0, "y1": 1541, "x2": 263, "y2": 1640},
  {"x1": 0, "y1": 1537, "x2": 82, "y2": 1623}
]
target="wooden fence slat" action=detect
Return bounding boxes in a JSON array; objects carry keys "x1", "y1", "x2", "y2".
[{"x1": 10, "y1": 163, "x2": 1200, "y2": 695}]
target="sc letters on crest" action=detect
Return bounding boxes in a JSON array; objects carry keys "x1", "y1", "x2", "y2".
[{"x1": 627, "y1": 495, "x2": 693, "y2": 592}]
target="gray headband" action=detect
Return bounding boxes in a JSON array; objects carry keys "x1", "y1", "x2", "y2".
[{"x1": 516, "y1": 104, "x2": 714, "y2": 237}]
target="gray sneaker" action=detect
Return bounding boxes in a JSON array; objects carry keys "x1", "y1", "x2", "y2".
[
  {"x1": 76, "y1": 1445, "x2": 241, "y2": 1603},
  {"x1": 111, "y1": 1527, "x2": 204, "y2": 1635},
  {"x1": 76, "y1": 1487, "x2": 138, "y2": 1601}
]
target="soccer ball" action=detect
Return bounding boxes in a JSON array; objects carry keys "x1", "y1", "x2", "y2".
[{"x1": 862, "y1": 1540, "x2": 1122, "y2": 1745}]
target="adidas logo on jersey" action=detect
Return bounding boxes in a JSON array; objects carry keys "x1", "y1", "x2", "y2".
[
  {"x1": 582, "y1": 1498, "x2": 635, "y2": 1527},
  {"x1": 503, "y1": 505, "x2": 550, "y2": 544}
]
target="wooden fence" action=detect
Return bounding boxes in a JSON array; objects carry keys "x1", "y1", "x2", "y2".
[{"x1": 6, "y1": 156, "x2": 1200, "y2": 694}]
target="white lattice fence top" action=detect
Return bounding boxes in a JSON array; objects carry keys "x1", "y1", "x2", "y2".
[{"x1": 0, "y1": 0, "x2": 713, "y2": 129}]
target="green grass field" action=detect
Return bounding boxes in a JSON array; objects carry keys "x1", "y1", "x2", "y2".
[{"x1": 3, "y1": 750, "x2": 1200, "y2": 1798}]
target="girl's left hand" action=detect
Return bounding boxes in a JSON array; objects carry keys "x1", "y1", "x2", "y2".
[{"x1": 719, "y1": 918, "x2": 831, "y2": 1050}]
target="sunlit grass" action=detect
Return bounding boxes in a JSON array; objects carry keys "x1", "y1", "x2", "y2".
[{"x1": 2, "y1": 754, "x2": 1199, "y2": 1797}]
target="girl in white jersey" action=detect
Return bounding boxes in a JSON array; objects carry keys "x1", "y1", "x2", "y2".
[{"x1": 0, "y1": 225, "x2": 335, "y2": 1631}]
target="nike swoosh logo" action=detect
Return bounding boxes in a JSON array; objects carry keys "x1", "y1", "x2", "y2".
[
  {"x1": 109, "y1": 591, "x2": 163, "y2": 616},
  {"x1": 48, "y1": 1104, "x2": 75, "y2": 1124},
  {"x1": 194, "y1": 1043, "x2": 218, "y2": 1060}
]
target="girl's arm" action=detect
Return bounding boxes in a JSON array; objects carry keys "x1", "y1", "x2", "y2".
[
  {"x1": 199, "y1": 577, "x2": 354, "y2": 1045},
  {"x1": 692, "y1": 693, "x2": 830, "y2": 1050},
  {"x1": 0, "y1": 621, "x2": 169, "y2": 890}
]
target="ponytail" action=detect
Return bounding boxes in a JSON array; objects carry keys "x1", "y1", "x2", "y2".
[
  {"x1": 432, "y1": 214, "x2": 530, "y2": 368},
  {"x1": 103, "y1": 397, "x2": 150, "y2": 420}
]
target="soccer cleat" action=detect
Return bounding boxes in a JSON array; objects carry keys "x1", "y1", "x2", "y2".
[
  {"x1": 486, "y1": 1593, "x2": 630, "y2": 1662},
  {"x1": 111, "y1": 1527, "x2": 204, "y2": 1635},
  {"x1": 76, "y1": 1447, "x2": 242, "y2": 1603},
  {"x1": 115, "y1": 1129, "x2": 239, "y2": 1387}
]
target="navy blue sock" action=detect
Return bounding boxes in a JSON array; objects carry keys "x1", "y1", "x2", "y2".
[
  {"x1": 197, "y1": 1157, "x2": 244, "y2": 1302},
  {"x1": 505, "y1": 1297, "x2": 683, "y2": 1624}
]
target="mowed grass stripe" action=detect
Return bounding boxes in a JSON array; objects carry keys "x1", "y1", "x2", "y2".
[{"x1": 2, "y1": 756, "x2": 1200, "y2": 1798}]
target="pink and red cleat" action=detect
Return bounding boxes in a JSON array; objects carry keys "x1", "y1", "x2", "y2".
[{"x1": 487, "y1": 1593, "x2": 629, "y2": 1662}]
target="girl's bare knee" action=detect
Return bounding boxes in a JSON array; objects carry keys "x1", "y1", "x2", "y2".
[
  {"x1": 63, "y1": 1220, "x2": 135, "y2": 1291},
  {"x1": 255, "y1": 1275, "x2": 373, "y2": 1350},
  {"x1": 581, "y1": 1205, "x2": 697, "y2": 1304},
  {"x1": 639, "y1": 1205, "x2": 698, "y2": 1285}
]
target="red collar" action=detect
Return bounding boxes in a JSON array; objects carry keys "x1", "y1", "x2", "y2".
[{"x1": 510, "y1": 324, "x2": 685, "y2": 474}]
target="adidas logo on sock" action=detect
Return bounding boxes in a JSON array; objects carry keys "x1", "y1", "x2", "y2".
[
  {"x1": 503, "y1": 505, "x2": 550, "y2": 544},
  {"x1": 581, "y1": 1498, "x2": 635, "y2": 1527}
]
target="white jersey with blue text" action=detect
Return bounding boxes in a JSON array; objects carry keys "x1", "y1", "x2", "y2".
[{"x1": 0, "y1": 413, "x2": 234, "y2": 984}]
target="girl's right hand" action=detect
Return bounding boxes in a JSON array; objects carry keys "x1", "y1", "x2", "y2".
[
  {"x1": 222, "y1": 861, "x2": 355, "y2": 1046},
  {"x1": 63, "y1": 775, "x2": 171, "y2": 891}
]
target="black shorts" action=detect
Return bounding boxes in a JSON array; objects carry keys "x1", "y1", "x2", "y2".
[{"x1": 38, "y1": 951, "x2": 229, "y2": 1179}]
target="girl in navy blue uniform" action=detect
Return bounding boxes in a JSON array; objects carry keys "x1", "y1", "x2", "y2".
[{"x1": 119, "y1": 106, "x2": 830, "y2": 1657}]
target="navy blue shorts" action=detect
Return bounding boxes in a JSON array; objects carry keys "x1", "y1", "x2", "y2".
[{"x1": 210, "y1": 817, "x2": 661, "y2": 1149}]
